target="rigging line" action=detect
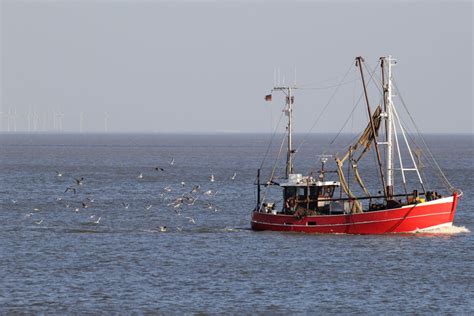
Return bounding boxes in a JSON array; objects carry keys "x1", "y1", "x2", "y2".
[
  {"x1": 393, "y1": 116, "x2": 432, "y2": 190},
  {"x1": 312, "y1": 64, "x2": 380, "y2": 176},
  {"x1": 258, "y1": 109, "x2": 285, "y2": 171},
  {"x1": 392, "y1": 77, "x2": 456, "y2": 192},
  {"x1": 297, "y1": 77, "x2": 360, "y2": 90},
  {"x1": 294, "y1": 60, "x2": 355, "y2": 155},
  {"x1": 327, "y1": 63, "x2": 379, "y2": 148},
  {"x1": 297, "y1": 71, "x2": 360, "y2": 88},
  {"x1": 363, "y1": 61, "x2": 384, "y2": 95},
  {"x1": 259, "y1": 130, "x2": 288, "y2": 208}
]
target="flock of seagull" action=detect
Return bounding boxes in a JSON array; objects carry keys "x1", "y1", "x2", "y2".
[{"x1": 19, "y1": 157, "x2": 238, "y2": 233}]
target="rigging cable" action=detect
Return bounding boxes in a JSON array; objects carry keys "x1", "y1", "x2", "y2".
[
  {"x1": 293, "y1": 61, "x2": 355, "y2": 155},
  {"x1": 258, "y1": 109, "x2": 285, "y2": 171},
  {"x1": 392, "y1": 77, "x2": 456, "y2": 192},
  {"x1": 259, "y1": 130, "x2": 288, "y2": 209}
]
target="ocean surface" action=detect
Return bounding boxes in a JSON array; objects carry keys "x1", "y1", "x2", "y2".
[{"x1": 0, "y1": 133, "x2": 472, "y2": 314}]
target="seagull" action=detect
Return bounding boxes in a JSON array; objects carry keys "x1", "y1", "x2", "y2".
[
  {"x1": 64, "y1": 187, "x2": 77, "y2": 194},
  {"x1": 204, "y1": 202, "x2": 214, "y2": 210},
  {"x1": 74, "y1": 207, "x2": 80, "y2": 212},
  {"x1": 231, "y1": 172, "x2": 237, "y2": 180},
  {"x1": 56, "y1": 197, "x2": 63, "y2": 201},
  {"x1": 82, "y1": 202, "x2": 89, "y2": 209},
  {"x1": 155, "y1": 167, "x2": 165, "y2": 172},
  {"x1": 209, "y1": 174, "x2": 215, "y2": 182},
  {"x1": 169, "y1": 158, "x2": 175, "y2": 166},
  {"x1": 176, "y1": 226, "x2": 183, "y2": 232},
  {"x1": 190, "y1": 185, "x2": 200, "y2": 193},
  {"x1": 74, "y1": 177, "x2": 85, "y2": 185},
  {"x1": 138, "y1": 173, "x2": 143, "y2": 179},
  {"x1": 159, "y1": 226, "x2": 167, "y2": 232},
  {"x1": 181, "y1": 181, "x2": 186, "y2": 186},
  {"x1": 185, "y1": 216, "x2": 196, "y2": 224},
  {"x1": 203, "y1": 190, "x2": 217, "y2": 197},
  {"x1": 33, "y1": 208, "x2": 40, "y2": 212},
  {"x1": 122, "y1": 202, "x2": 130, "y2": 209},
  {"x1": 24, "y1": 212, "x2": 34, "y2": 218},
  {"x1": 34, "y1": 218, "x2": 44, "y2": 225},
  {"x1": 86, "y1": 197, "x2": 95, "y2": 203},
  {"x1": 93, "y1": 216, "x2": 101, "y2": 224},
  {"x1": 163, "y1": 186, "x2": 172, "y2": 192},
  {"x1": 145, "y1": 204, "x2": 153, "y2": 210},
  {"x1": 11, "y1": 199, "x2": 17, "y2": 204},
  {"x1": 55, "y1": 171, "x2": 63, "y2": 177},
  {"x1": 184, "y1": 196, "x2": 197, "y2": 206}
]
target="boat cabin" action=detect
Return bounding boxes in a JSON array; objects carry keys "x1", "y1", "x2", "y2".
[{"x1": 279, "y1": 174, "x2": 340, "y2": 215}]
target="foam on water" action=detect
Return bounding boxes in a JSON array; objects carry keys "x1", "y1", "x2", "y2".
[{"x1": 415, "y1": 224, "x2": 470, "y2": 235}]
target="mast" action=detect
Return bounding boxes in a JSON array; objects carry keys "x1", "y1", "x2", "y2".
[
  {"x1": 273, "y1": 86, "x2": 295, "y2": 178},
  {"x1": 382, "y1": 55, "x2": 394, "y2": 197},
  {"x1": 287, "y1": 87, "x2": 293, "y2": 177},
  {"x1": 356, "y1": 56, "x2": 387, "y2": 198},
  {"x1": 381, "y1": 56, "x2": 395, "y2": 198}
]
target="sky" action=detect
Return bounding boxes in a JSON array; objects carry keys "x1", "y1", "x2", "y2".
[{"x1": 0, "y1": 0, "x2": 472, "y2": 133}]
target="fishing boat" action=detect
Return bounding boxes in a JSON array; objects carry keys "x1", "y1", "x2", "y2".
[{"x1": 251, "y1": 56, "x2": 462, "y2": 234}]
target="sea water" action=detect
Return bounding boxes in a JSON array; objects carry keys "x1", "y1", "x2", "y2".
[{"x1": 0, "y1": 133, "x2": 472, "y2": 313}]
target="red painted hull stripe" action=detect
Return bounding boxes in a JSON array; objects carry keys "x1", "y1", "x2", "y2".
[{"x1": 251, "y1": 211, "x2": 452, "y2": 228}]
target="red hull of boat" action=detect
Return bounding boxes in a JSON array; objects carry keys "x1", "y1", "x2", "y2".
[{"x1": 251, "y1": 193, "x2": 459, "y2": 234}]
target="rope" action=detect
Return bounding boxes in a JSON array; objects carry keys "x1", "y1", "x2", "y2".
[
  {"x1": 298, "y1": 77, "x2": 360, "y2": 90},
  {"x1": 259, "y1": 130, "x2": 288, "y2": 209},
  {"x1": 294, "y1": 61, "x2": 355, "y2": 154},
  {"x1": 258, "y1": 109, "x2": 285, "y2": 170},
  {"x1": 392, "y1": 77, "x2": 456, "y2": 192}
]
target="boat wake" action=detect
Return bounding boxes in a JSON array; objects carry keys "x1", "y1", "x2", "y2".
[{"x1": 415, "y1": 225, "x2": 470, "y2": 235}]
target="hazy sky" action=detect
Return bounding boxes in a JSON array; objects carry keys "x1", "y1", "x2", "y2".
[{"x1": 1, "y1": 0, "x2": 472, "y2": 133}]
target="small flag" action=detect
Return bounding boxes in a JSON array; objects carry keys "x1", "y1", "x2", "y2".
[{"x1": 265, "y1": 94, "x2": 272, "y2": 102}]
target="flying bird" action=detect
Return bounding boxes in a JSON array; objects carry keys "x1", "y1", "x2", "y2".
[
  {"x1": 74, "y1": 177, "x2": 85, "y2": 185},
  {"x1": 231, "y1": 172, "x2": 237, "y2": 180},
  {"x1": 138, "y1": 173, "x2": 143, "y2": 179},
  {"x1": 185, "y1": 216, "x2": 196, "y2": 224},
  {"x1": 159, "y1": 226, "x2": 167, "y2": 232},
  {"x1": 209, "y1": 174, "x2": 215, "y2": 182},
  {"x1": 203, "y1": 190, "x2": 216, "y2": 196},
  {"x1": 93, "y1": 216, "x2": 101, "y2": 224},
  {"x1": 122, "y1": 202, "x2": 130, "y2": 209},
  {"x1": 64, "y1": 187, "x2": 77, "y2": 194},
  {"x1": 169, "y1": 158, "x2": 175, "y2": 166},
  {"x1": 34, "y1": 218, "x2": 44, "y2": 225},
  {"x1": 55, "y1": 171, "x2": 63, "y2": 177}
]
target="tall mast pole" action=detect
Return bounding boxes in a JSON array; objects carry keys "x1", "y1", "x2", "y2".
[
  {"x1": 356, "y1": 56, "x2": 387, "y2": 198},
  {"x1": 386, "y1": 56, "x2": 394, "y2": 197},
  {"x1": 272, "y1": 86, "x2": 295, "y2": 178},
  {"x1": 286, "y1": 87, "x2": 293, "y2": 177}
]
